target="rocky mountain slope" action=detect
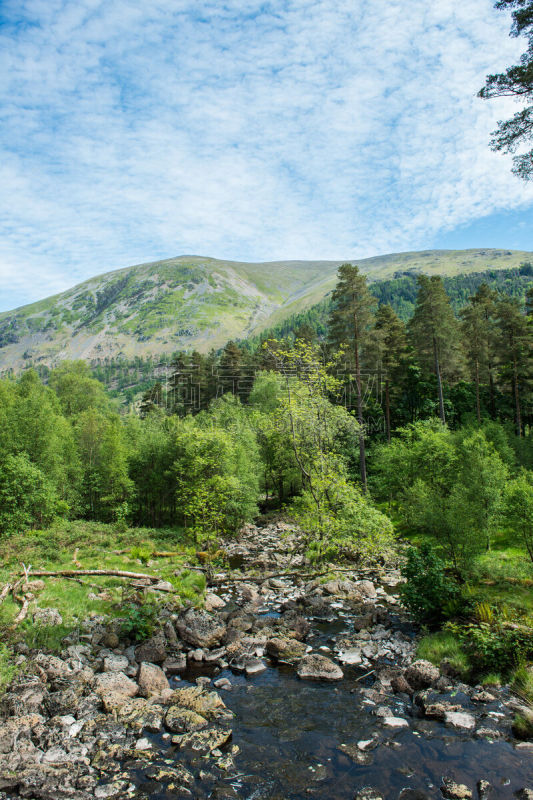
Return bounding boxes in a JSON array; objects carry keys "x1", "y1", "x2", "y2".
[{"x1": 0, "y1": 249, "x2": 531, "y2": 371}]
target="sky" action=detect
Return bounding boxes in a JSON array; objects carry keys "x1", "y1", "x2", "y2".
[{"x1": 1, "y1": 0, "x2": 533, "y2": 312}]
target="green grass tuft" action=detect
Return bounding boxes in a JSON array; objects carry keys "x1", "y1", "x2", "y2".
[{"x1": 416, "y1": 630, "x2": 471, "y2": 677}]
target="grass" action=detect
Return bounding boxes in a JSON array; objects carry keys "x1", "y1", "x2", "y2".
[
  {"x1": 416, "y1": 630, "x2": 471, "y2": 678},
  {"x1": 0, "y1": 519, "x2": 205, "y2": 659},
  {"x1": 0, "y1": 644, "x2": 17, "y2": 693}
]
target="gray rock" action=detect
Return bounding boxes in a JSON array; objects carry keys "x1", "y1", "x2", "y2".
[
  {"x1": 33, "y1": 607, "x2": 63, "y2": 626},
  {"x1": 177, "y1": 609, "x2": 226, "y2": 648},
  {"x1": 338, "y1": 648, "x2": 362, "y2": 665},
  {"x1": 441, "y1": 778, "x2": 472, "y2": 799},
  {"x1": 444, "y1": 711, "x2": 476, "y2": 730},
  {"x1": 266, "y1": 636, "x2": 307, "y2": 664},
  {"x1": 205, "y1": 593, "x2": 226, "y2": 611},
  {"x1": 135, "y1": 632, "x2": 167, "y2": 664},
  {"x1": 297, "y1": 654, "x2": 343, "y2": 681},
  {"x1": 103, "y1": 654, "x2": 129, "y2": 673},
  {"x1": 245, "y1": 659, "x2": 267, "y2": 676},
  {"x1": 404, "y1": 660, "x2": 440, "y2": 690},
  {"x1": 355, "y1": 580, "x2": 377, "y2": 598},
  {"x1": 93, "y1": 671, "x2": 139, "y2": 700},
  {"x1": 382, "y1": 716, "x2": 409, "y2": 728},
  {"x1": 163, "y1": 654, "x2": 187, "y2": 674},
  {"x1": 137, "y1": 662, "x2": 170, "y2": 697}
]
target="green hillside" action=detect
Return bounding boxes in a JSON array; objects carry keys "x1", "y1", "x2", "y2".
[{"x1": 0, "y1": 249, "x2": 531, "y2": 373}]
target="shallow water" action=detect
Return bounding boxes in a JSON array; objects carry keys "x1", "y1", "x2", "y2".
[{"x1": 126, "y1": 607, "x2": 533, "y2": 800}]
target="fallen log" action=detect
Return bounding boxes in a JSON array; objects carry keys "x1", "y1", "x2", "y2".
[
  {"x1": 22, "y1": 569, "x2": 165, "y2": 582},
  {"x1": 10, "y1": 596, "x2": 30, "y2": 628}
]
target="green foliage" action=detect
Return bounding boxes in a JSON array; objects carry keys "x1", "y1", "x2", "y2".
[
  {"x1": 401, "y1": 544, "x2": 460, "y2": 627},
  {"x1": 0, "y1": 453, "x2": 64, "y2": 534},
  {"x1": 447, "y1": 620, "x2": 533, "y2": 677},
  {"x1": 119, "y1": 601, "x2": 158, "y2": 642},
  {"x1": 416, "y1": 631, "x2": 470, "y2": 678},
  {"x1": 502, "y1": 473, "x2": 533, "y2": 562}
]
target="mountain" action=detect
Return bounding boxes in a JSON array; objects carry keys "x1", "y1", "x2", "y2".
[{"x1": 0, "y1": 249, "x2": 531, "y2": 372}]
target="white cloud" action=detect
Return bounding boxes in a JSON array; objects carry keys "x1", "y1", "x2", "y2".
[{"x1": 0, "y1": 0, "x2": 532, "y2": 310}]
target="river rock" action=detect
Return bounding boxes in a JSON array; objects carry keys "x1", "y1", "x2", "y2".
[
  {"x1": 205, "y1": 593, "x2": 226, "y2": 611},
  {"x1": 382, "y1": 716, "x2": 409, "y2": 728},
  {"x1": 444, "y1": 711, "x2": 475, "y2": 730},
  {"x1": 165, "y1": 706, "x2": 208, "y2": 733},
  {"x1": 137, "y1": 662, "x2": 170, "y2": 696},
  {"x1": 163, "y1": 654, "x2": 187, "y2": 674},
  {"x1": 338, "y1": 648, "x2": 362, "y2": 665},
  {"x1": 177, "y1": 609, "x2": 227, "y2": 648},
  {"x1": 354, "y1": 789, "x2": 384, "y2": 800},
  {"x1": 135, "y1": 632, "x2": 167, "y2": 664},
  {"x1": 516, "y1": 791, "x2": 533, "y2": 800},
  {"x1": 266, "y1": 636, "x2": 307, "y2": 663},
  {"x1": 171, "y1": 726, "x2": 232, "y2": 753},
  {"x1": 476, "y1": 780, "x2": 492, "y2": 800},
  {"x1": 34, "y1": 653, "x2": 72, "y2": 681},
  {"x1": 115, "y1": 698, "x2": 163, "y2": 732},
  {"x1": 297, "y1": 654, "x2": 343, "y2": 681},
  {"x1": 404, "y1": 660, "x2": 440, "y2": 689},
  {"x1": 103, "y1": 654, "x2": 129, "y2": 673},
  {"x1": 391, "y1": 674, "x2": 413, "y2": 694},
  {"x1": 94, "y1": 671, "x2": 139, "y2": 701},
  {"x1": 245, "y1": 658, "x2": 267, "y2": 676},
  {"x1": 169, "y1": 686, "x2": 227, "y2": 719},
  {"x1": 441, "y1": 779, "x2": 472, "y2": 799},
  {"x1": 355, "y1": 580, "x2": 377, "y2": 598}
]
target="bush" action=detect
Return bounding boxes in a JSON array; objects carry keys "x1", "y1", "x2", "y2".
[
  {"x1": 448, "y1": 621, "x2": 533, "y2": 677},
  {"x1": 0, "y1": 453, "x2": 64, "y2": 535},
  {"x1": 401, "y1": 543, "x2": 459, "y2": 627}
]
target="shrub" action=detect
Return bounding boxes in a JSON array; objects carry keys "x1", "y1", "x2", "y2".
[
  {"x1": 401, "y1": 543, "x2": 459, "y2": 627},
  {"x1": 0, "y1": 453, "x2": 64, "y2": 535},
  {"x1": 448, "y1": 621, "x2": 533, "y2": 677}
]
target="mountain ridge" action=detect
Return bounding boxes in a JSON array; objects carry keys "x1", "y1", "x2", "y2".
[{"x1": 1, "y1": 248, "x2": 531, "y2": 371}]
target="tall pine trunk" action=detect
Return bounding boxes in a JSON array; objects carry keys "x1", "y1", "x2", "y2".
[
  {"x1": 354, "y1": 326, "x2": 367, "y2": 493},
  {"x1": 385, "y1": 377, "x2": 391, "y2": 443},
  {"x1": 513, "y1": 354, "x2": 522, "y2": 438},
  {"x1": 433, "y1": 335, "x2": 446, "y2": 424},
  {"x1": 475, "y1": 359, "x2": 481, "y2": 424}
]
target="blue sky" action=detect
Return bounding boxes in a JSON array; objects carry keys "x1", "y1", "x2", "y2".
[{"x1": 1, "y1": 0, "x2": 533, "y2": 311}]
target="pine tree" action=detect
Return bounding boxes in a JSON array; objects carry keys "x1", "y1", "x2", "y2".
[
  {"x1": 374, "y1": 304, "x2": 407, "y2": 442},
  {"x1": 408, "y1": 275, "x2": 462, "y2": 424},
  {"x1": 470, "y1": 283, "x2": 499, "y2": 418},
  {"x1": 328, "y1": 264, "x2": 376, "y2": 490},
  {"x1": 495, "y1": 298, "x2": 531, "y2": 437}
]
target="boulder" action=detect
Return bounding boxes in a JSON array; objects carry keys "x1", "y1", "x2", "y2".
[
  {"x1": 137, "y1": 662, "x2": 170, "y2": 697},
  {"x1": 297, "y1": 654, "x2": 343, "y2": 681},
  {"x1": 33, "y1": 607, "x2": 63, "y2": 626},
  {"x1": 440, "y1": 779, "x2": 472, "y2": 799},
  {"x1": 103, "y1": 654, "x2": 129, "y2": 673},
  {"x1": 444, "y1": 711, "x2": 475, "y2": 731},
  {"x1": 177, "y1": 609, "x2": 226, "y2": 648},
  {"x1": 205, "y1": 593, "x2": 226, "y2": 611},
  {"x1": 171, "y1": 726, "x2": 232, "y2": 753},
  {"x1": 94, "y1": 671, "x2": 139, "y2": 701},
  {"x1": 404, "y1": 660, "x2": 440, "y2": 690},
  {"x1": 391, "y1": 674, "x2": 413, "y2": 695},
  {"x1": 168, "y1": 686, "x2": 227, "y2": 719},
  {"x1": 355, "y1": 580, "x2": 377, "y2": 598},
  {"x1": 338, "y1": 648, "x2": 362, "y2": 666},
  {"x1": 266, "y1": 637, "x2": 307, "y2": 664},
  {"x1": 135, "y1": 632, "x2": 167, "y2": 664},
  {"x1": 165, "y1": 706, "x2": 208, "y2": 733}
]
